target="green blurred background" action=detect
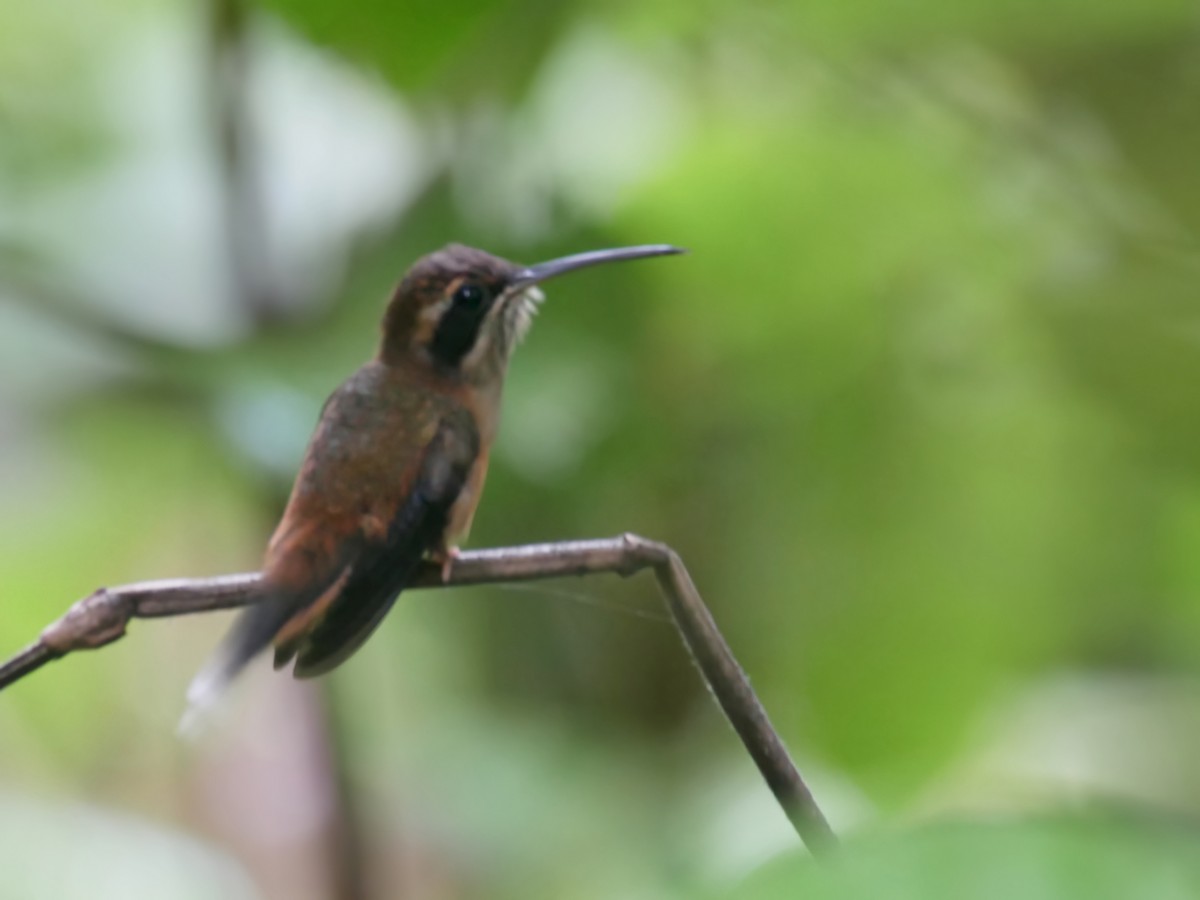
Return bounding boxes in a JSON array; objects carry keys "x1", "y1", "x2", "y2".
[{"x1": 3, "y1": 0, "x2": 1200, "y2": 897}]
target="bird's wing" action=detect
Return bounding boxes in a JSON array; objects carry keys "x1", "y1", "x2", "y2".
[
  {"x1": 276, "y1": 415, "x2": 477, "y2": 677},
  {"x1": 183, "y1": 414, "x2": 476, "y2": 727}
]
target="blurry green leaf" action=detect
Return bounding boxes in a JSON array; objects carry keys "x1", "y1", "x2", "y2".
[
  {"x1": 612, "y1": 60, "x2": 1128, "y2": 796},
  {"x1": 724, "y1": 820, "x2": 1200, "y2": 900},
  {"x1": 742, "y1": 0, "x2": 1196, "y2": 53},
  {"x1": 255, "y1": 0, "x2": 572, "y2": 99}
]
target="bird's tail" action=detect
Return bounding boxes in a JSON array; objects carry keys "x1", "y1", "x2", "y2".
[{"x1": 179, "y1": 593, "x2": 295, "y2": 738}]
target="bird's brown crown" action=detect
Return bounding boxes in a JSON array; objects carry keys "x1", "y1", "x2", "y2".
[{"x1": 379, "y1": 244, "x2": 527, "y2": 380}]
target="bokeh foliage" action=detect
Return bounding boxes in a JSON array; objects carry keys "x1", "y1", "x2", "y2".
[{"x1": 2, "y1": 0, "x2": 1200, "y2": 897}]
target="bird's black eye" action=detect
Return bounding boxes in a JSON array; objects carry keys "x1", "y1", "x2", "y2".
[
  {"x1": 452, "y1": 282, "x2": 486, "y2": 310},
  {"x1": 430, "y1": 281, "x2": 493, "y2": 367}
]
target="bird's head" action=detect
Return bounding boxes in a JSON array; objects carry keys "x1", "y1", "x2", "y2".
[{"x1": 379, "y1": 243, "x2": 683, "y2": 383}]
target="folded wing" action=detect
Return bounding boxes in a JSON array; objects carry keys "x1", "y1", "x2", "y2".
[{"x1": 182, "y1": 417, "x2": 476, "y2": 728}]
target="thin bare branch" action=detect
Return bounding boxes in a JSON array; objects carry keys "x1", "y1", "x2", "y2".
[
  {"x1": 0, "y1": 534, "x2": 836, "y2": 854},
  {"x1": 0, "y1": 641, "x2": 58, "y2": 688}
]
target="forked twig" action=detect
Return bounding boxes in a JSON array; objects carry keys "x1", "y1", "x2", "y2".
[{"x1": 0, "y1": 534, "x2": 836, "y2": 854}]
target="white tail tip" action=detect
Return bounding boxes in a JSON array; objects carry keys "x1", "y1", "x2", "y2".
[{"x1": 177, "y1": 666, "x2": 231, "y2": 741}]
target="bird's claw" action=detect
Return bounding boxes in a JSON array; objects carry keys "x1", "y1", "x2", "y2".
[{"x1": 438, "y1": 546, "x2": 461, "y2": 583}]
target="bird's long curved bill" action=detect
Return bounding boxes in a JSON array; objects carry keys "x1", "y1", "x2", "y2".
[{"x1": 511, "y1": 244, "x2": 685, "y2": 289}]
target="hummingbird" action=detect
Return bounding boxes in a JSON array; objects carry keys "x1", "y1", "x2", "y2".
[{"x1": 183, "y1": 242, "x2": 683, "y2": 725}]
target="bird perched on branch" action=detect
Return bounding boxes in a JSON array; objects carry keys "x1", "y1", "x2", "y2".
[{"x1": 183, "y1": 242, "x2": 682, "y2": 728}]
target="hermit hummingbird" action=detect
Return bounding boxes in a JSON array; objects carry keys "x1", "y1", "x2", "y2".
[{"x1": 184, "y1": 242, "x2": 682, "y2": 723}]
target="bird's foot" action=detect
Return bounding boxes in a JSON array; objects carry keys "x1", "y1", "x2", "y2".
[{"x1": 435, "y1": 546, "x2": 461, "y2": 583}]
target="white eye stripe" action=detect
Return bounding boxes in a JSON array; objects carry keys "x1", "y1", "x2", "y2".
[{"x1": 421, "y1": 296, "x2": 453, "y2": 323}]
